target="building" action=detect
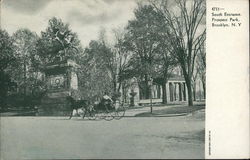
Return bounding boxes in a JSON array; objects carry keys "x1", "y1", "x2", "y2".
[{"x1": 123, "y1": 66, "x2": 204, "y2": 106}]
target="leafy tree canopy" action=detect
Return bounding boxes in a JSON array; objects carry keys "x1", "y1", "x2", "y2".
[{"x1": 0, "y1": 29, "x2": 15, "y2": 71}]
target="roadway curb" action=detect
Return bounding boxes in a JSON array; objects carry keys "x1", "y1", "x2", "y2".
[{"x1": 130, "y1": 112, "x2": 189, "y2": 117}]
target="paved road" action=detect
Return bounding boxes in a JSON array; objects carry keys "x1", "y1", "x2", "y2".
[{"x1": 0, "y1": 111, "x2": 205, "y2": 159}]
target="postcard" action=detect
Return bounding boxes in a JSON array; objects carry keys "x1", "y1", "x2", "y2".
[{"x1": 0, "y1": 0, "x2": 249, "y2": 159}]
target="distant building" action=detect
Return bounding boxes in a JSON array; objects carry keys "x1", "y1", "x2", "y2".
[{"x1": 123, "y1": 67, "x2": 204, "y2": 106}]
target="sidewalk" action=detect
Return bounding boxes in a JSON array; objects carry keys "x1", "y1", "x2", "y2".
[
  {"x1": 0, "y1": 111, "x2": 36, "y2": 116},
  {"x1": 125, "y1": 101, "x2": 205, "y2": 117}
]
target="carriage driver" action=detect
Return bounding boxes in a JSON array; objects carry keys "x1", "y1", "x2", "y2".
[{"x1": 101, "y1": 91, "x2": 113, "y2": 109}]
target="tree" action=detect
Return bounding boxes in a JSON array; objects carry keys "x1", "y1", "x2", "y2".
[
  {"x1": 112, "y1": 28, "x2": 134, "y2": 95},
  {"x1": 191, "y1": 65, "x2": 199, "y2": 101},
  {"x1": 151, "y1": 0, "x2": 206, "y2": 106},
  {"x1": 153, "y1": 45, "x2": 176, "y2": 104},
  {"x1": 125, "y1": 4, "x2": 164, "y2": 99},
  {"x1": 98, "y1": 29, "x2": 119, "y2": 94},
  {"x1": 79, "y1": 27, "x2": 134, "y2": 102},
  {"x1": 124, "y1": 4, "x2": 177, "y2": 104},
  {"x1": 196, "y1": 39, "x2": 206, "y2": 99},
  {"x1": 0, "y1": 30, "x2": 15, "y2": 71},
  {"x1": 0, "y1": 29, "x2": 16, "y2": 108},
  {"x1": 11, "y1": 28, "x2": 39, "y2": 96},
  {"x1": 151, "y1": 22, "x2": 177, "y2": 104},
  {"x1": 37, "y1": 17, "x2": 83, "y2": 64},
  {"x1": 79, "y1": 40, "x2": 113, "y2": 101}
]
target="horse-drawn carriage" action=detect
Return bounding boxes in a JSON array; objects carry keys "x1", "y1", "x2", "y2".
[{"x1": 66, "y1": 96, "x2": 125, "y2": 121}]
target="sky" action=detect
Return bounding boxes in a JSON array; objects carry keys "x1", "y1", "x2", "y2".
[{"x1": 1, "y1": 0, "x2": 138, "y2": 47}]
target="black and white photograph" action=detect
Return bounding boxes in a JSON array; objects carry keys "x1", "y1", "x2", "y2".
[{"x1": 1, "y1": 0, "x2": 207, "y2": 159}]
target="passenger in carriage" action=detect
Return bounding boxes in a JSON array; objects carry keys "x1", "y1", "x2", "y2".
[{"x1": 100, "y1": 91, "x2": 113, "y2": 110}]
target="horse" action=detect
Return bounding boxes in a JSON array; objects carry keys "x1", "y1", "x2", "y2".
[{"x1": 66, "y1": 96, "x2": 90, "y2": 119}]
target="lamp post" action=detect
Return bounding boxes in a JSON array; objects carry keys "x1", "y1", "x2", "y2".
[
  {"x1": 148, "y1": 77, "x2": 153, "y2": 114},
  {"x1": 199, "y1": 80, "x2": 201, "y2": 102}
]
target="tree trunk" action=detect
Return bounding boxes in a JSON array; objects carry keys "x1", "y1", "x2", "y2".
[
  {"x1": 144, "y1": 74, "x2": 150, "y2": 99},
  {"x1": 162, "y1": 81, "x2": 167, "y2": 104},
  {"x1": 23, "y1": 62, "x2": 27, "y2": 96},
  {"x1": 202, "y1": 77, "x2": 206, "y2": 99},
  {"x1": 181, "y1": 65, "x2": 194, "y2": 106},
  {"x1": 117, "y1": 82, "x2": 121, "y2": 93},
  {"x1": 146, "y1": 85, "x2": 150, "y2": 99},
  {"x1": 186, "y1": 79, "x2": 193, "y2": 106},
  {"x1": 122, "y1": 84, "x2": 127, "y2": 103},
  {"x1": 113, "y1": 79, "x2": 116, "y2": 94},
  {"x1": 192, "y1": 83, "x2": 196, "y2": 101}
]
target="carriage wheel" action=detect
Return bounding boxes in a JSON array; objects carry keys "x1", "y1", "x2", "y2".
[
  {"x1": 104, "y1": 112, "x2": 114, "y2": 121},
  {"x1": 87, "y1": 109, "x2": 96, "y2": 120},
  {"x1": 79, "y1": 108, "x2": 86, "y2": 119},
  {"x1": 114, "y1": 105, "x2": 125, "y2": 120},
  {"x1": 96, "y1": 109, "x2": 105, "y2": 120},
  {"x1": 104, "y1": 105, "x2": 114, "y2": 121}
]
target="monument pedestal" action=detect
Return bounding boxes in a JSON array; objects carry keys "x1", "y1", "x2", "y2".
[
  {"x1": 38, "y1": 59, "x2": 80, "y2": 116},
  {"x1": 38, "y1": 92, "x2": 71, "y2": 116}
]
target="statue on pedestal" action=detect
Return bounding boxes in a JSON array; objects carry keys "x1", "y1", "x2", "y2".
[{"x1": 38, "y1": 58, "x2": 80, "y2": 116}]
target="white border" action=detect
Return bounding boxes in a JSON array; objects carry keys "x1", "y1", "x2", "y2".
[{"x1": 206, "y1": 0, "x2": 249, "y2": 158}]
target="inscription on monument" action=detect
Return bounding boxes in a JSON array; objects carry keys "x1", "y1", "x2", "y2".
[{"x1": 48, "y1": 74, "x2": 66, "y2": 90}]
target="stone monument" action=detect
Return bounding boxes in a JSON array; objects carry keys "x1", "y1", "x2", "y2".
[{"x1": 38, "y1": 59, "x2": 80, "y2": 116}]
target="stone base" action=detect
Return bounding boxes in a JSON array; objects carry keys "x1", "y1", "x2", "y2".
[{"x1": 37, "y1": 96, "x2": 71, "y2": 116}]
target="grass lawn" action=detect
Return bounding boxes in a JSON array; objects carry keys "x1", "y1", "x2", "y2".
[{"x1": 135, "y1": 104, "x2": 205, "y2": 117}]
